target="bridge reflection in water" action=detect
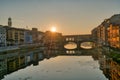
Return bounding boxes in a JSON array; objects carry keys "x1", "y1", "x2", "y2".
[
  {"x1": 64, "y1": 41, "x2": 94, "y2": 54},
  {"x1": 0, "y1": 48, "x2": 120, "y2": 80}
]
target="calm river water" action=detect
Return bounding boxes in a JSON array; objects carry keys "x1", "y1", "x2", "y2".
[{"x1": 0, "y1": 49, "x2": 120, "y2": 80}]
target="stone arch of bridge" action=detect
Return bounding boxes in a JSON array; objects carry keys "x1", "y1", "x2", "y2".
[{"x1": 63, "y1": 34, "x2": 96, "y2": 50}]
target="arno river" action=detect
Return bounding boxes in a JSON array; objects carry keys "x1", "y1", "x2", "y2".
[{"x1": 0, "y1": 46, "x2": 120, "y2": 80}]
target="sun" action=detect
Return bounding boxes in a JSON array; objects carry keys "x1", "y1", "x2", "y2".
[{"x1": 51, "y1": 26, "x2": 56, "y2": 32}]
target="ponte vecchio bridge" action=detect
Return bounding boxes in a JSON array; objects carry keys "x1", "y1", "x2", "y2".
[{"x1": 62, "y1": 34, "x2": 95, "y2": 54}]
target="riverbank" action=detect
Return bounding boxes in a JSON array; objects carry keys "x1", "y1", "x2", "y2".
[
  {"x1": 102, "y1": 46, "x2": 120, "y2": 63},
  {"x1": 0, "y1": 46, "x2": 19, "y2": 53},
  {"x1": 0, "y1": 44, "x2": 44, "y2": 54},
  {"x1": 108, "y1": 50, "x2": 120, "y2": 63}
]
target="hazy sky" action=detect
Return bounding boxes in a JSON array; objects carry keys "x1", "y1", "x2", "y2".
[{"x1": 0, "y1": 0, "x2": 120, "y2": 35}]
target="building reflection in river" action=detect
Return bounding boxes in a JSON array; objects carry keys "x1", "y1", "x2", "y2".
[
  {"x1": 0, "y1": 49, "x2": 120, "y2": 80},
  {"x1": 99, "y1": 54, "x2": 120, "y2": 80},
  {"x1": 0, "y1": 54, "x2": 7, "y2": 79},
  {"x1": 0, "y1": 50, "x2": 55, "y2": 80}
]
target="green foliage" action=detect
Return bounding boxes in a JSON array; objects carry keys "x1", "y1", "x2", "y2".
[{"x1": 109, "y1": 51, "x2": 120, "y2": 62}]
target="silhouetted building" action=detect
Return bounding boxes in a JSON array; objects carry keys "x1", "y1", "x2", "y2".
[{"x1": 43, "y1": 31, "x2": 63, "y2": 54}]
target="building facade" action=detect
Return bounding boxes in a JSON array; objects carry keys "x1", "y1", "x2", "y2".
[
  {"x1": 31, "y1": 28, "x2": 39, "y2": 43},
  {"x1": 3, "y1": 26, "x2": 25, "y2": 46},
  {"x1": 31, "y1": 28, "x2": 44, "y2": 44},
  {"x1": 24, "y1": 30, "x2": 33, "y2": 44},
  {"x1": 107, "y1": 24, "x2": 120, "y2": 49},
  {"x1": 91, "y1": 27, "x2": 98, "y2": 42},
  {"x1": 0, "y1": 25, "x2": 6, "y2": 47},
  {"x1": 91, "y1": 14, "x2": 120, "y2": 49}
]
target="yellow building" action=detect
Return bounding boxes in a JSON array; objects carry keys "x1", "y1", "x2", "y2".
[
  {"x1": 4, "y1": 26, "x2": 25, "y2": 46},
  {"x1": 107, "y1": 24, "x2": 120, "y2": 49}
]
